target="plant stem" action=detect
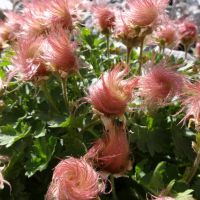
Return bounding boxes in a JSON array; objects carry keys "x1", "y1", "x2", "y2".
[
  {"x1": 159, "y1": 45, "x2": 162, "y2": 54},
  {"x1": 40, "y1": 83, "x2": 59, "y2": 113},
  {"x1": 138, "y1": 38, "x2": 145, "y2": 74},
  {"x1": 186, "y1": 149, "x2": 200, "y2": 183},
  {"x1": 110, "y1": 175, "x2": 118, "y2": 200},
  {"x1": 106, "y1": 34, "x2": 110, "y2": 58},
  {"x1": 162, "y1": 43, "x2": 165, "y2": 54},
  {"x1": 126, "y1": 46, "x2": 132, "y2": 64},
  {"x1": 60, "y1": 77, "x2": 69, "y2": 111},
  {"x1": 184, "y1": 44, "x2": 188, "y2": 59}
]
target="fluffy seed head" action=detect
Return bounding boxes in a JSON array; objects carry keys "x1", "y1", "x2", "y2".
[
  {"x1": 115, "y1": 14, "x2": 142, "y2": 48},
  {"x1": 10, "y1": 37, "x2": 47, "y2": 81},
  {"x1": 178, "y1": 21, "x2": 198, "y2": 46},
  {"x1": 21, "y1": 14, "x2": 50, "y2": 38},
  {"x1": 93, "y1": 6, "x2": 115, "y2": 34},
  {"x1": 88, "y1": 63, "x2": 138, "y2": 116},
  {"x1": 4, "y1": 12, "x2": 23, "y2": 38},
  {"x1": 85, "y1": 119, "x2": 131, "y2": 174},
  {"x1": 155, "y1": 23, "x2": 177, "y2": 47},
  {"x1": 181, "y1": 81, "x2": 200, "y2": 130},
  {"x1": 0, "y1": 12, "x2": 23, "y2": 42},
  {"x1": 46, "y1": 157, "x2": 104, "y2": 200},
  {"x1": 21, "y1": 0, "x2": 51, "y2": 37},
  {"x1": 126, "y1": 0, "x2": 169, "y2": 27},
  {"x1": 42, "y1": 28, "x2": 78, "y2": 77},
  {"x1": 138, "y1": 64, "x2": 184, "y2": 108},
  {"x1": 47, "y1": 0, "x2": 73, "y2": 30}
]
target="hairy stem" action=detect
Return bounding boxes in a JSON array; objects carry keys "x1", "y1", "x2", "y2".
[
  {"x1": 60, "y1": 77, "x2": 69, "y2": 111},
  {"x1": 138, "y1": 38, "x2": 145, "y2": 74},
  {"x1": 184, "y1": 44, "x2": 189, "y2": 59},
  {"x1": 126, "y1": 46, "x2": 132, "y2": 64},
  {"x1": 162, "y1": 43, "x2": 166, "y2": 54}
]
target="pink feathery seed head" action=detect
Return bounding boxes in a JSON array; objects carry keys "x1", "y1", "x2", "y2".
[
  {"x1": 93, "y1": 5, "x2": 115, "y2": 35},
  {"x1": 88, "y1": 63, "x2": 138, "y2": 116},
  {"x1": 195, "y1": 42, "x2": 200, "y2": 58},
  {"x1": 42, "y1": 27, "x2": 78, "y2": 77},
  {"x1": 1, "y1": 12, "x2": 23, "y2": 41},
  {"x1": 21, "y1": 0, "x2": 52, "y2": 37},
  {"x1": 178, "y1": 21, "x2": 198, "y2": 46},
  {"x1": 23, "y1": 0, "x2": 47, "y2": 13},
  {"x1": 10, "y1": 37, "x2": 47, "y2": 82},
  {"x1": 126, "y1": 0, "x2": 169, "y2": 27},
  {"x1": 60, "y1": 0, "x2": 88, "y2": 25},
  {"x1": 21, "y1": 13, "x2": 51, "y2": 38},
  {"x1": 181, "y1": 81, "x2": 200, "y2": 128},
  {"x1": 155, "y1": 23, "x2": 178, "y2": 46},
  {"x1": 85, "y1": 120, "x2": 131, "y2": 174},
  {"x1": 138, "y1": 65, "x2": 184, "y2": 108},
  {"x1": 46, "y1": 157, "x2": 105, "y2": 200},
  {"x1": 115, "y1": 13, "x2": 142, "y2": 48},
  {"x1": 4, "y1": 12, "x2": 23, "y2": 31},
  {"x1": 47, "y1": 0, "x2": 73, "y2": 30}
]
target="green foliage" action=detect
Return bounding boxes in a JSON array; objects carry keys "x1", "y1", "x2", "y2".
[{"x1": 24, "y1": 136, "x2": 57, "y2": 177}]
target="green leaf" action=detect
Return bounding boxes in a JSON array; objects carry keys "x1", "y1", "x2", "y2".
[
  {"x1": 172, "y1": 126, "x2": 195, "y2": 161},
  {"x1": 0, "y1": 124, "x2": 31, "y2": 147},
  {"x1": 148, "y1": 161, "x2": 166, "y2": 192},
  {"x1": 0, "y1": 47, "x2": 14, "y2": 68},
  {"x1": 175, "y1": 189, "x2": 194, "y2": 200},
  {"x1": 130, "y1": 124, "x2": 170, "y2": 156},
  {"x1": 24, "y1": 136, "x2": 57, "y2": 177},
  {"x1": 33, "y1": 121, "x2": 46, "y2": 138}
]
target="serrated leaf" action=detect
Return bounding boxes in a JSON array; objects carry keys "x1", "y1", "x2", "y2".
[
  {"x1": 130, "y1": 124, "x2": 170, "y2": 156},
  {"x1": 0, "y1": 125, "x2": 31, "y2": 147},
  {"x1": 24, "y1": 136, "x2": 57, "y2": 177},
  {"x1": 172, "y1": 127, "x2": 195, "y2": 161}
]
